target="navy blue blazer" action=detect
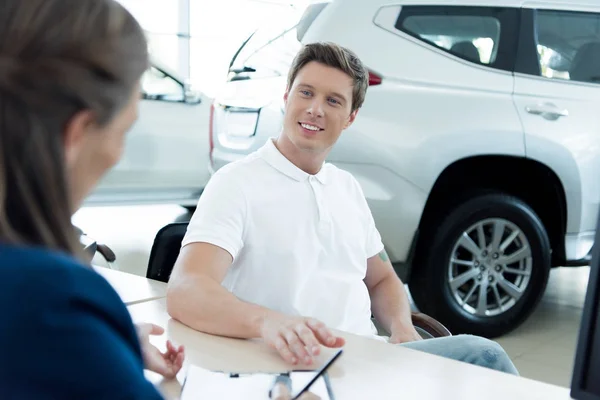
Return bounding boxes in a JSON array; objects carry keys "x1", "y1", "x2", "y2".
[{"x1": 0, "y1": 242, "x2": 163, "y2": 399}]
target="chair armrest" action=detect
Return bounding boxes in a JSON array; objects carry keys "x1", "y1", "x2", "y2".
[{"x1": 411, "y1": 312, "x2": 452, "y2": 338}]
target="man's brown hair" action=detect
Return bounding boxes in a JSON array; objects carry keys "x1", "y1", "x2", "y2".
[{"x1": 287, "y1": 42, "x2": 369, "y2": 112}]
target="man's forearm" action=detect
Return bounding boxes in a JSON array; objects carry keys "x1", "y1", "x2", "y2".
[
  {"x1": 166, "y1": 275, "x2": 282, "y2": 339},
  {"x1": 369, "y1": 273, "x2": 414, "y2": 334}
]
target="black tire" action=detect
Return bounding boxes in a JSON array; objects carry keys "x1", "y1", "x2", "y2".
[{"x1": 409, "y1": 193, "x2": 551, "y2": 338}]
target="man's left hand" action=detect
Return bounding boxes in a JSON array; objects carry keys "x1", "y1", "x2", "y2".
[
  {"x1": 389, "y1": 325, "x2": 423, "y2": 344},
  {"x1": 136, "y1": 322, "x2": 185, "y2": 379}
]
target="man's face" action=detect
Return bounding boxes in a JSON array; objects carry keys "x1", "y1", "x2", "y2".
[{"x1": 282, "y1": 61, "x2": 358, "y2": 154}]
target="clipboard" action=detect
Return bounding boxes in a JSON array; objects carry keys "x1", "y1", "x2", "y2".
[{"x1": 180, "y1": 367, "x2": 335, "y2": 399}]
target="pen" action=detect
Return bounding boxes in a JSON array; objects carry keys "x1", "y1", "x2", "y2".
[{"x1": 269, "y1": 373, "x2": 293, "y2": 399}]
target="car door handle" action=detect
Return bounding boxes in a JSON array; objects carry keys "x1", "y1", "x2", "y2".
[{"x1": 525, "y1": 103, "x2": 568, "y2": 120}]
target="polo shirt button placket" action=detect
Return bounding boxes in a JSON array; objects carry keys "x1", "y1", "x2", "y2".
[{"x1": 309, "y1": 176, "x2": 330, "y2": 228}]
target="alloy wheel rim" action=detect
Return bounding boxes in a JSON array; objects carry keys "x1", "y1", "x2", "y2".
[{"x1": 447, "y1": 218, "x2": 533, "y2": 317}]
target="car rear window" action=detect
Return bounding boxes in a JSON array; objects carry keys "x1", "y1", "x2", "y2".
[{"x1": 394, "y1": 5, "x2": 519, "y2": 72}]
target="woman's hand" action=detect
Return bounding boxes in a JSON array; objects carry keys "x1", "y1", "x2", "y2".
[{"x1": 136, "y1": 323, "x2": 185, "y2": 379}]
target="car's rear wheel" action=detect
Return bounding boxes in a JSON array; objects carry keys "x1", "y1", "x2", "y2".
[{"x1": 409, "y1": 193, "x2": 551, "y2": 338}]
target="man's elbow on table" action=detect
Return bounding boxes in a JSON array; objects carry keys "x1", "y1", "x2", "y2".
[
  {"x1": 165, "y1": 273, "x2": 195, "y2": 325},
  {"x1": 165, "y1": 266, "x2": 197, "y2": 326},
  {"x1": 165, "y1": 242, "x2": 231, "y2": 327}
]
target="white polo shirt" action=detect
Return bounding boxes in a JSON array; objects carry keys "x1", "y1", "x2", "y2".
[{"x1": 183, "y1": 138, "x2": 385, "y2": 339}]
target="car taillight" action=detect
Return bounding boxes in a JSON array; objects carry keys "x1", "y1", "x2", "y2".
[
  {"x1": 368, "y1": 70, "x2": 382, "y2": 86},
  {"x1": 209, "y1": 101, "x2": 215, "y2": 164}
]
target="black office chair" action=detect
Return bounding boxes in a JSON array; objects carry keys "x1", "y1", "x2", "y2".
[
  {"x1": 147, "y1": 222, "x2": 188, "y2": 282},
  {"x1": 147, "y1": 222, "x2": 452, "y2": 339}
]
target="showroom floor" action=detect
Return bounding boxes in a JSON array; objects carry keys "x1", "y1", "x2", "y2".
[{"x1": 74, "y1": 204, "x2": 589, "y2": 389}]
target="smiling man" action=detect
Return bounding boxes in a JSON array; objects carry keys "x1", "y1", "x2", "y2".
[{"x1": 166, "y1": 42, "x2": 518, "y2": 375}]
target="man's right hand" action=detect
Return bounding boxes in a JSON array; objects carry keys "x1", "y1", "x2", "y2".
[{"x1": 260, "y1": 315, "x2": 345, "y2": 365}]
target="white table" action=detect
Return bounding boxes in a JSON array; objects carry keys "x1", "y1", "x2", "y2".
[
  {"x1": 93, "y1": 266, "x2": 167, "y2": 306},
  {"x1": 127, "y1": 298, "x2": 575, "y2": 400}
]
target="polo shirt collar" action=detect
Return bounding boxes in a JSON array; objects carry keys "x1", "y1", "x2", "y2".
[{"x1": 261, "y1": 138, "x2": 328, "y2": 184}]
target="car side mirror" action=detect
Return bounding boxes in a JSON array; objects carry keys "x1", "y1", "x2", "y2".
[{"x1": 183, "y1": 80, "x2": 201, "y2": 104}]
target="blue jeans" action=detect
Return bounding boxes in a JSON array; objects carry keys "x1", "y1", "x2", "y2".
[{"x1": 398, "y1": 334, "x2": 519, "y2": 375}]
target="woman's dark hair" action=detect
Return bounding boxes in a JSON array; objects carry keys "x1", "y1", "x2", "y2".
[{"x1": 0, "y1": 0, "x2": 149, "y2": 255}]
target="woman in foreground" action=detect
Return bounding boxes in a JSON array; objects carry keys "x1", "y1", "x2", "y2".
[{"x1": 0, "y1": 0, "x2": 183, "y2": 398}]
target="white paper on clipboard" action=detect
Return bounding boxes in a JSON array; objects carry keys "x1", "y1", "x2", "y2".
[{"x1": 181, "y1": 365, "x2": 331, "y2": 399}]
